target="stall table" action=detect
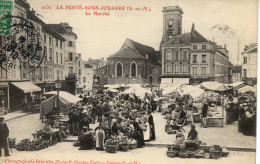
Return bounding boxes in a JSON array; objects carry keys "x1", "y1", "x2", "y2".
[{"x1": 206, "y1": 116, "x2": 224, "y2": 127}]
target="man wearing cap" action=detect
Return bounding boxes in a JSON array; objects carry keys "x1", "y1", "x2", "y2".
[{"x1": 0, "y1": 117, "x2": 10, "y2": 157}]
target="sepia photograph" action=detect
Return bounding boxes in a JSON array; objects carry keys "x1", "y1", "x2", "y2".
[{"x1": 0, "y1": 0, "x2": 258, "y2": 164}]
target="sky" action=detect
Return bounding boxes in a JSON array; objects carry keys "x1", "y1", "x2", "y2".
[{"x1": 26, "y1": 0, "x2": 258, "y2": 65}]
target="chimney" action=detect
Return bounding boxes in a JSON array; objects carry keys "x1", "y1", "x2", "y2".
[
  {"x1": 191, "y1": 23, "x2": 195, "y2": 32},
  {"x1": 224, "y1": 44, "x2": 226, "y2": 49},
  {"x1": 146, "y1": 54, "x2": 149, "y2": 59},
  {"x1": 31, "y1": 9, "x2": 36, "y2": 15}
]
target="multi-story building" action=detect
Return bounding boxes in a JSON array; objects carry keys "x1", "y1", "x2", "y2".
[
  {"x1": 0, "y1": 0, "x2": 44, "y2": 111},
  {"x1": 160, "y1": 6, "x2": 229, "y2": 85},
  {"x1": 48, "y1": 23, "x2": 78, "y2": 94},
  {"x1": 86, "y1": 58, "x2": 106, "y2": 71},
  {"x1": 241, "y1": 43, "x2": 257, "y2": 85},
  {"x1": 107, "y1": 38, "x2": 161, "y2": 86},
  {"x1": 76, "y1": 54, "x2": 93, "y2": 95},
  {"x1": 232, "y1": 65, "x2": 242, "y2": 83}
]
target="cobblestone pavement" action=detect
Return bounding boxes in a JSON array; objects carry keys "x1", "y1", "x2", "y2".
[
  {"x1": 149, "y1": 112, "x2": 256, "y2": 148},
  {"x1": 2, "y1": 110, "x2": 256, "y2": 164},
  {"x1": 2, "y1": 142, "x2": 256, "y2": 164},
  {"x1": 6, "y1": 113, "x2": 45, "y2": 142}
]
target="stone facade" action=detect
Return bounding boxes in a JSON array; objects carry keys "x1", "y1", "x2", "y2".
[
  {"x1": 160, "y1": 6, "x2": 230, "y2": 85},
  {"x1": 106, "y1": 39, "x2": 161, "y2": 87},
  {"x1": 241, "y1": 43, "x2": 257, "y2": 85}
]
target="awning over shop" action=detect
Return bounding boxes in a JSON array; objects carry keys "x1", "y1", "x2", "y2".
[
  {"x1": 200, "y1": 81, "x2": 228, "y2": 92},
  {"x1": 11, "y1": 81, "x2": 41, "y2": 93},
  {"x1": 172, "y1": 78, "x2": 189, "y2": 84},
  {"x1": 45, "y1": 91, "x2": 82, "y2": 104},
  {"x1": 161, "y1": 78, "x2": 173, "y2": 84},
  {"x1": 237, "y1": 85, "x2": 257, "y2": 94}
]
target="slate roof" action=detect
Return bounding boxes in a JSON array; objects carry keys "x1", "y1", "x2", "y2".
[
  {"x1": 48, "y1": 23, "x2": 78, "y2": 39},
  {"x1": 84, "y1": 63, "x2": 92, "y2": 68},
  {"x1": 27, "y1": 10, "x2": 66, "y2": 41},
  {"x1": 109, "y1": 47, "x2": 146, "y2": 59},
  {"x1": 242, "y1": 43, "x2": 257, "y2": 54},
  {"x1": 108, "y1": 39, "x2": 161, "y2": 65},
  {"x1": 162, "y1": 23, "x2": 208, "y2": 46}
]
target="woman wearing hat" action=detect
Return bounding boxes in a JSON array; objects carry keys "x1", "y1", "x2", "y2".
[{"x1": 147, "y1": 109, "x2": 156, "y2": 141}]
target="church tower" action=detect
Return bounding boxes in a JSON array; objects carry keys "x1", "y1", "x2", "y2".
[{"x1": 160, "y1": 6, "x2": 183, "y2": 50}]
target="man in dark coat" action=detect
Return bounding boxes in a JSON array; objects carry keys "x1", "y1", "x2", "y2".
[{"x1": 0, "y1": 117, "x2": 10, "y2": 157}]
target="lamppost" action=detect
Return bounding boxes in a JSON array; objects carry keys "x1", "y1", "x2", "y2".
[{"x1": 55, "y1": 79, "x2": 62, "y2": 115}]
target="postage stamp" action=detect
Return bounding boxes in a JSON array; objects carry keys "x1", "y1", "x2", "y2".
[
  {"x1": 0, "y1": 16, "x2": 44, "y2": 73},
  {"x1": 0, "y1": 1, "x2": 13, "y2": 35}
]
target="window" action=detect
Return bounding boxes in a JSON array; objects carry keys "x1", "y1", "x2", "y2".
[
  {"x1": 60, "y1": 53, "x2": 63, "y2": 63},
  {"x1": 49, "y1": 37, "x2": 52, "y2": 45},
  {"x1": 193, "y1": 55, "x2": 197, "y2": 63},
  {"x1": 56, "y1": 52, "x2": 58, "y2": 63},
  {"x1": 56, "y1": 70, "x2": 60, "y2": 80},
  {"x1": 78, "y1": 70, "x2": 81, "y2": 75},
  {"x1": 175, "y1": 65, "x2": 179, "y2": 73},
  {"x1": 56, "y1": 38, "x2": 58, "y2": 47},
  {"x1": 243, "y1": 57, "x2": 247, "y2": 64},
  {"x1": 202, "y1": 54, "x2": 206, "y2": 63},
  {"x1": 44, "y1": 35, "x2": 46, "y2": 43},
  {"x1": 180, "y1": 52, "x2": 183, "y2": 60},
  {"x1": 192, "y1": 67, "x2": 197, "y2": 75},
  {"x1": 83, "y1": 85, "x2": 86, "y2": 88},
  {"x1": 202, "y1": 67, "x2": 206, "y2": 76},
  {"x1": 167, "y1": 65, "x2": 171, "y2": 74},
  {"x1": 202, "y1": 45, "x2": 206, "y2": 49},
  {"x1": 243, "y1": 69, "x2": 247, "y2": 78},
  {"x1": 166, "y1": 52, "x2": 172, "y2": 60},
  {"x1": 83, "y1": 77, "x2": 86, "y2": 82},
  {"x1": 20, "y1": 12, "x2": 24, "y2": 18},
  {"x1": 78, "y1": 61, "x2": 81, "y2": 67},
  {"x1": 69, "y1": 41, "x2": 73, "y2": 47},
  {"x1": 193, "y1": 45, "x2": 197, "y2": 50},
  {"x1": 60, "y1": 40, "x2": 62, "y2": 48},
  {"x1": 49, "y1": 48, "x2": 52, "y2": 61},
  {"x1": 183, "y1": 65, "x2": 187, "y2": 73},
  {"x1": 116, "y1": 63, "x2": 123, "y2": 77},
  {"x1": 175, "y1": 51, "x2": 179, "y2": 60},
  {"x1": 69, "y1": 67, "x2": 73, "y2": 73},
  {"x1": 131, "y1": 63, "x2": 137, "y2": 77},
  {"x1": 61, "y1": 70, "x2": 63, "y2": 80},
  {"x1": 69, "y1": 53, "x2": 73, "y2": 61},
  {"x1": 183, "y1": 51, "x2": 187, "y2": 60},
  {"x1": 180, "y1": 65, "x2": 182, "y2": 73}
]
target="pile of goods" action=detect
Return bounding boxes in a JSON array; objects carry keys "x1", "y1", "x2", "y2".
[
  {"x1": 104, "y1": 133, "x2": 138, "y2": 154},
  {"x1": 105, "y1": 138, "x2": 119, "y2": 153},
  {"x1": 16, "y1": 128, "x2": 67, "y2": 151},
  {"x1": 165, "y1": 112, "x2": 181, "y2": 134},
  {"x1": 166, "y1": 143, "x2": 229, "y2": 159}
]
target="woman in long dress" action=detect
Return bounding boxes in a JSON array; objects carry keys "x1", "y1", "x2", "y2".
[
  {"x1": 147, "y1": 110, "x2": 156, "y2": 141},
  {"x1": 143, "y1": 118, "x2": 151, "y2": 141}
]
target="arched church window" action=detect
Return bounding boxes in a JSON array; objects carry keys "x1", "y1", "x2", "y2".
[
  {"x1": 116, "y1": 63, "x2": 123, "y2": 77},
  {"x1": 131, "y1": 63, "x2": 137, "y2": 77}
]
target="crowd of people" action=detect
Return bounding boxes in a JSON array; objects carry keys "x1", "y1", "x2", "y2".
[{"x1": 68, "y1": 92, "x2": 158, "y2": 150}]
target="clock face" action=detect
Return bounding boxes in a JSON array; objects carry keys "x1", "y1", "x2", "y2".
[
  {"x1": 153, "y1": 69, "x2": 158, "y2": 75},
  {"x1": 168, "y1": 21, "x2": 173, "y2": 25}
]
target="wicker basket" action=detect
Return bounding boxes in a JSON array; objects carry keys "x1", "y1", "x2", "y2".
[
  {"x1": 105, "y1": 144, "x2": 118, "y2": 153},
  {"x1": 119, "y1": 144, "x2": 129, "y2": 152},
  {"x1": 210, "y1": 151, "x2": 222, "y2": 159},
  {"x1": 166, "y1": 150, "x2": 178, "y2": 158},
  {"x1": 187, "y1": 148, "x2": 196, "y2": 158},
  {"x1": 129, "y1": 143, "x2": 137, "y2": 149},
  {"x1": 179, "y1": 151, "x2": 188, "y2": 158}
]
